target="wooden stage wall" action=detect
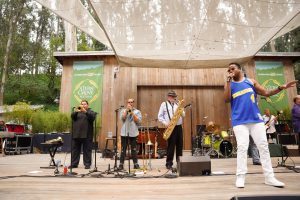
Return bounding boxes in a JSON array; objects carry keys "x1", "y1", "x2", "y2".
[{"x1": 58, "y1": 55, "x2": 298, "y2": 150}]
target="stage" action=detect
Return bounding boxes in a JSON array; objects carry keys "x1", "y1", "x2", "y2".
[{"x1": 0, "y1": 151, "x2": 299, "y2": 200}]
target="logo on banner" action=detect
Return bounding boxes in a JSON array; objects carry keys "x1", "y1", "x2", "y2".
[
  {"x1": 261, "y1": 79, "x2": 285, "y2": 103},
  {"x1": 73, "y1": 79, "x2": 99, "y2": 103}
]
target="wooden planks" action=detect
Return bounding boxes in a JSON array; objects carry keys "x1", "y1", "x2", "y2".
[{"x1": 59, "y1": 55, "x2": 297, "y2": 150}]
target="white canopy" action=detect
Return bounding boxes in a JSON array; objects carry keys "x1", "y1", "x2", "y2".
[{"x1": 35, "y1": 0, "x2": 300, "y2": 68}]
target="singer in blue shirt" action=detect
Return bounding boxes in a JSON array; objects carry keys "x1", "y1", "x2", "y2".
[{"x1": 224, "y1": 62, "x2": 297, "y2": 188}]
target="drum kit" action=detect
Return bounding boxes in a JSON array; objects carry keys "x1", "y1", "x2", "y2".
[{"x1": 193, "y1": 122, "x2": 237, "y2": 158}]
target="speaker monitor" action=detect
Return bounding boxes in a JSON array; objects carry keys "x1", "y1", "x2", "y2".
[
  {"x1": 268, "y1": 144, "x2": 287, "y2": 157},
  {"x1": 277, "y1": 133, "x2": 297, "y2": 145},
  {"x1": 178, "y1": 156, "x2": 211, "y2": 176},
  {"x1": 231, "y1": 195, "x2": 300, "y2": 200}
]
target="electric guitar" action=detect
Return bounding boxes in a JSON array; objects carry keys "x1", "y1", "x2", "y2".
[{"x1": 265, "y1": 114, "x2": 279, "y2": 131}]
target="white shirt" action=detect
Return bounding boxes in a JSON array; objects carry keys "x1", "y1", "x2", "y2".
[
  {"x1": 158, "y1": 101, "x2": 185, "y2": 126},
  {"x1": 262, "y1": 115, "x2": 277, "y2": 134}
]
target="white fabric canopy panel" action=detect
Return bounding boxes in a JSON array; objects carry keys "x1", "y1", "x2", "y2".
[
  {"x1": 34, "y1": 0, "x2": 111, "y2": 48},
  {"x1": 35, "y1": 0, "x2": 300, "y2": 68}
]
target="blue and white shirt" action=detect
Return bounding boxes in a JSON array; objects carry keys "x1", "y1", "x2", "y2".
[{"x1": 230, "y1": 78, "x2": 264, "y2": 126}]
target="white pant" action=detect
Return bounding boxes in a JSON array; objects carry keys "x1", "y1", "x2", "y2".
[{"x1": 233, "y1": 123, "x2": 274, "y2": 178}]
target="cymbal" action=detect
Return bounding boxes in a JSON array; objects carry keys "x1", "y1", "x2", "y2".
[{"x1": 206, "y1": 123, "x2": 220, "y2": 134}]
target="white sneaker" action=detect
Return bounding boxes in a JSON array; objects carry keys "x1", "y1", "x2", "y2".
[
  {"x1": 236, "y1": 174, "x2": 245, "y2": 188},
  {"x1": 265, "y1": 177, "x2": 285, "y2": 187}
]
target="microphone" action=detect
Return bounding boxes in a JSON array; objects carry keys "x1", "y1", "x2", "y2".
[{"x1": 184, "y1": 103, "x2": 192, "y2": 108}]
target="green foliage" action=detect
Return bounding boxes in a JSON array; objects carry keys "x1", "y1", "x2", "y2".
[
  {"x1": 260, "y1": 27, "x2": 300, "y2": 52},
  {"x1": 4, "y1": 74, "x2": 61, "y2": 105},
  {"x1": 277, "y1": 107, "x2": 292, "y2": 121},
  {"x1": 31, "y1": 110, "x2": 71, "y2": 133},
  {"x1": 5, "y1": 101, "x2": 33, "y2": 124}
]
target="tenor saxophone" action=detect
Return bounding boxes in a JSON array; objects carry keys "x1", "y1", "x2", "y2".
[{"x1": 163, "y1": 99, "x2": 184, "y2": 140}]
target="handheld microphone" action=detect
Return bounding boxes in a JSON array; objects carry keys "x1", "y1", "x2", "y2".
[{"x1": 184, "y1": 103, "x2": 192, "y2": 108}]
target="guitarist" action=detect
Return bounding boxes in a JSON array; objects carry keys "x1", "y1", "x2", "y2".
[{"x1": 262, "y1": 109, "x2": 278, "y2": 143}]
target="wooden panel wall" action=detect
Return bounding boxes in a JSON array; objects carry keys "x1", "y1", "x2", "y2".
[
  {"x1": 59, "y1": 55, "x2": 298, "y2": 150},
  {"x1": 137, "y1": 86, "x2": 230, "y2": 150}
]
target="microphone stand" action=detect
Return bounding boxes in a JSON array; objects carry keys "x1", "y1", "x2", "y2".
[
  {"x1": 114, "y1": 106, "x2": 123, "y2": 170},
  {"x1": 56, "y1": 107, "x2": 77, "y2": 177},
  {"x1": 85, "y1": 112, "x2": 102, "y2": 177},
  {"x1": 184, "y1": 104, "x2": 193, "y2": 155},
  {"x1": 104, "y1": 106, "x2": 123, "y2": 176},
  {"x1": 124, "y1": 111, "x2": 135, "y2": 177}
]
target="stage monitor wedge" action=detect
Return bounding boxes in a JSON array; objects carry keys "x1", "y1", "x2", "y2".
[
  {"x1": 178, "y1": 155, "x2": 211, "y2": 176},
  {"x1": 231, "y1": 195, "x2": 300, "y2": 200}
]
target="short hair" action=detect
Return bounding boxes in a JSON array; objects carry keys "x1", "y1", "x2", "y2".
[
  {"x1": 81, "y1": 100, "x2": 89, "y2": 105},
  {"x1": 127, "y1": 98, "x2": 134, "y2": 103},
  {"x1": 294, "y1": 95, "x2": 300, "y2": 103},
  {"x1": 228, "y1": 62, "x2": 241, "y2": 69}
]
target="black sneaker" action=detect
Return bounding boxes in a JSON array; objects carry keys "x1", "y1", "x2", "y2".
[
  {"x1": 166, "y1": 165, "x2": 172, "y2": 170},
  {"x1": 84, "y1": 166, "x2": 90, "y2": 169},
  {"x1": 118, "y1": 164, "x2": 124, "y2": 170},
  {"x1": 134, "y1": 163, "x2": 140, "y2": 169},
  {"x1": 253, "y1": 162, "x2": 261, "y2": 165}
]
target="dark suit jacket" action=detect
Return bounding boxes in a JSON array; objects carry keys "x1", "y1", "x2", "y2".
[{"x1": 71, "y1": 108, "x2": 96, "y2": 139}]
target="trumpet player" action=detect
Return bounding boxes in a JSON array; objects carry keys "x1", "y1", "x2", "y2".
[
  {"x1": 158, "y1": 90, "x2": 185, "y2": 170},
  {"x1": 119, "y1": 98, "x2": 142, "y2": 170},
  {"x1": 70, "y1": 100, "x2": 96, "y2": 169}
]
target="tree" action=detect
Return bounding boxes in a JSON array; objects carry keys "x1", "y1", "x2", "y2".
[
  {"x1": 0, "y1": 0, "x2": 27, "y2": 105},
  {"x1": 260, "y1": 27, "x2": 300, "y2": 52}
]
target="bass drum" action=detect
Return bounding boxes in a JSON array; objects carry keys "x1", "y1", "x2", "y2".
[{"x1": 213, "y1": 140, "x2": 233, "y2": 157}]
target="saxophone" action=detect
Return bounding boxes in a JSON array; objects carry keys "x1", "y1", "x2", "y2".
[{"x1": 163, "y1": 99, "x2": 184, "y2": 140}]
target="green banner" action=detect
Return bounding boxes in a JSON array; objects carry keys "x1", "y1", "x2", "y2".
[
  {"x1": 71, "y1": 61, "x2": 103, "y2": 115},
  {"x1": 255, "y1": 61, "x2": 289, "y2": 114}
]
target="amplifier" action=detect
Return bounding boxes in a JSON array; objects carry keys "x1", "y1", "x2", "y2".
[{"x1": 178, "y1": 156, "x2": 211, "y2": 176}]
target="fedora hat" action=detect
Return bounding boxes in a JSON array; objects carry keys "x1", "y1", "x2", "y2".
[{"x1": 167, "y1": 90, "x2": 177, "y2": 97}]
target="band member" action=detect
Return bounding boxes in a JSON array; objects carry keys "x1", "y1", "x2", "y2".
[
  {"x1": 292, "y1": 95, "x2": 300, "y2": 154},
  {"x1": 71, "y1": 100, "x2": 96, "y2": 169},
  {"x1": 262, "y1": 108, "x2": 278, "y2": 143},
  {"x1": 119, "y1": 98, "x2": 142, "y2": 170},
  {"x1": 249, "y1": 136, "x2": 261, "y2": 165},
  {"x1": 158, "y1": 90, "x2": 185, "y2": 169},
  {"x1": 224, "y1": 62, "x2": 298, "y2": 188}
]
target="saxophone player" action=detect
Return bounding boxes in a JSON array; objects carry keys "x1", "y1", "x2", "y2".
[{"x1": 158, "y1": 90, "x2": 185, "y2": 170}]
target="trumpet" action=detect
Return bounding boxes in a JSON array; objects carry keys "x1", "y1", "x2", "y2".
[
  {"x1": 127, "y1": 108, "x2": 132, "y2": 114},
  {"x1": 77, "y1": 105, "x2": 83, "y2": 112},
  {"x1": 46, "y1": 136, "x2": 63, "y2": 144}
]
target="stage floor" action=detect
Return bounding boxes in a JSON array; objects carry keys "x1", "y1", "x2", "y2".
[{"x1": 0, "y1": 151, "x2": 300, "y2": 200}]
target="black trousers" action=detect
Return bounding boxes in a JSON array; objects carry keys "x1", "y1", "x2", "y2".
[
  {"x1": 166, "y1": 125, "x2": 183, "y2": 167},
  {"x1": 71, "y1": 138, "x2": 92, "y2": 167},
  {"x1": 120, "y1": 136, "x2": 138, "y2": 165}
]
